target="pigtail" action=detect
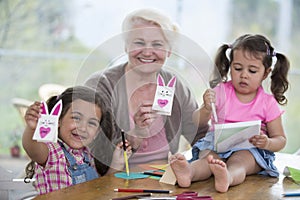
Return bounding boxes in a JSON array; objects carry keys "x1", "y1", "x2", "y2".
[
  {"x1": 270, "y1": 53, "x2": 290, "y2": 105},
  {"x1": 24, "y1": 160, "x2": 35, "y2": 182},
  {"x1": 210, "y1": 44, "x2": 231, "y2": 88}
]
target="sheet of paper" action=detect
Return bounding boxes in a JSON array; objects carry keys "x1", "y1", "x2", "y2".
[
  {"x1": 114, "y1": 172, "x2": 149, "y2": 180},
  {"x1": 214, "y1": 120, "x2": 261, "y2": 153},
  {"x1": 159, "y1": 164, "x2": 177, "y2": 185},
  {"x1": 32, "y1": 100, "x2": 62, "y2": 143},
  {"x1": 149, "y1": 164, "x2": 168, "y2": 170},
  {"x1": 152, "y1": 74, "x2": 176, "y2": 116},
  {"x1": 283, "y1": 166, "x2": 300, "y2": 183}
]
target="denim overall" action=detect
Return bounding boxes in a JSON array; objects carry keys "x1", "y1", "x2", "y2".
[{"x1": 61, "y1": 144, "x2": 99, "y2": 185}]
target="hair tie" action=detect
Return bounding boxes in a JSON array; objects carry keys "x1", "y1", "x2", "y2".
[
  {"x1": 56, "y1": 95, "x2": 60, "y2": 100},
  {"x1": 265, "y1": 42, "x2": 274, "y2": 56},
  {"x1": 228, "y1": 44, "x2": 232, "y2": 49}
]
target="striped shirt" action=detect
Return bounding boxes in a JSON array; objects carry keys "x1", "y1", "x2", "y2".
[{"x1": 34, "y1": 141, "x2": 96, "y2": 195}]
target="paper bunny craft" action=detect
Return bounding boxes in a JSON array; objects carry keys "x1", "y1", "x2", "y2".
[
  {"x1": 152, "y1": 74, "x2": 176, "y2": 116},
  {"x1": 32, "y1": 100, "x2": 62, "y2": 143}
]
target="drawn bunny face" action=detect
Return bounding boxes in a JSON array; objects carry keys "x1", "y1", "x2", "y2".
[
  {"x1": 152, "y1": 74, "x2": 176, "y2": 116},
  {"x1": 32, "y1": 100, "x2": 62, "y2": 142}
]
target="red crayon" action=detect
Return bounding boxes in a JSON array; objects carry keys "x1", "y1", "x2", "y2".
[{"x1": 114, "y1": 188, "x2": 172, "y2": 194}]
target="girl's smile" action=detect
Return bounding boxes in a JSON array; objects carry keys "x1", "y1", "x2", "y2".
[{"x1": 59, "y1": 99, "x2": 101, "y2": 149}]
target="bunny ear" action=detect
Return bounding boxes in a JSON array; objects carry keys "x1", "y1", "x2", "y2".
[
  {"x1": 40, "y1": 102, "x2": 48, "y2": 114},
  {"x1": 167, "y1": 76, "x2": 176, "y2": 88},
  {"x1": 157, "y1": 74, "x2": 165, "y2": 86},
  {"x1": 50, "y1": 99, "x2": 62, "y2": 116}
]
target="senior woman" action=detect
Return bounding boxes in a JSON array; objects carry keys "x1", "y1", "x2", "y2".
[{"x1": 85, "y1": 8, "x2": 207, "y2": 174}]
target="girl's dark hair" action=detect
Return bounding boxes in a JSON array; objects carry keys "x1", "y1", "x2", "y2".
[
  {"x1": 210, "y1": 34, "x2": 290, "y2": 105},
  {"x1": 25, "y1": 86, "x2": 113, "y2": 179},
  {"x1": 47, "y1": 86, "x2": 106, "y2": 122}
]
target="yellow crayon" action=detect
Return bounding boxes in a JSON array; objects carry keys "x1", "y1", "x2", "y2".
[{"x1": 121, "y1": 130, "x2": 130, "y2": 176}]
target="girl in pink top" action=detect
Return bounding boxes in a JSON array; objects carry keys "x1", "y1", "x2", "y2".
[
  {"x1": 170, "y1": 34, "x2": 290, "y2": 192},
  {"x1": 23, "y1": 86, "x2": 131, "y2": 195}
]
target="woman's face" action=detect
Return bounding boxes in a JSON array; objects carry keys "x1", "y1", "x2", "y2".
[
  {"x1": 125, "y1": 23, "x2": 171, "y2": 75},
  {"x1": 59, "y1": 99, "x2": 101, "y2": 149}
]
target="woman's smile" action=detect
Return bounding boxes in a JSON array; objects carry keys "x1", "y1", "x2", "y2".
[{"x1": 138, "y1": 57, "x2": 156, "y2": 63}]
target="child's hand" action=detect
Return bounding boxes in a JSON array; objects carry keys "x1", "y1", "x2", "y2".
[
  {"x1": 25, "y1": 101, "x2": 41, "y2": 131},
  {"x1": 117, "y1": 140, "x2": 132, "y2": 157},
  {"x1": 249, "y1": 132, "x2": 270, "y2": 149},
  {"x1": 202, "y1": 89, "x2": 216, "y2": 112},
  {"x1": 110, "y1": 140, "x2": 132, "y2": 171}
]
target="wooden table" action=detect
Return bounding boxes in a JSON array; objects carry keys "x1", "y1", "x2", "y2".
[{"x1": 33, "y1": 153, "x2": 300, "y2": 200}]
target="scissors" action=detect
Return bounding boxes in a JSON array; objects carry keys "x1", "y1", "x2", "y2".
[
  {"x1": 176, "y1": 191, "x2": 213, "y2": 200},
  {"x1": 138, "y1": 191, "x2": 213, "y2": 200}
]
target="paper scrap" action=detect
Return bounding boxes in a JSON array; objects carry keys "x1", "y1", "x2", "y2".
[
  {"x1": 283, "y1": 166, "x2": 300, "y2": 183},
  {"x1": 159, "y1": 164, "x2": 177, "y2": 185},
  {"x1": 114, "y1": 172, "x2": 149, "y2": 180}
]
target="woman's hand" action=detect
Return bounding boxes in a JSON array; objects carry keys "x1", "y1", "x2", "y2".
[
  {"x1": 133, "y1": 101, "x2": 158, "y2": 129},
  {"x1": 129, "y1": 101, "x2": 160, "y2": 150},
  {"x1": 125, "y1": 134, "x2": 143, "y2": 151}
]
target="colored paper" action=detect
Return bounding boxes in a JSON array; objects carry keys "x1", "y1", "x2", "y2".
[
  {"x1": 149, "y1": 164, "x2": 168, "y2": 170},
  {"x1": 284, "y1": 166, "x2": 300, "y2": 183},
  {"x1": 114, "y1": 172, "x2": 149, "y2": 180}
]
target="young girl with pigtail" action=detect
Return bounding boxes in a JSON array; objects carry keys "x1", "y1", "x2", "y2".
[
  {"x1": 23, "y1": 86, "x2": 131, "y2": 195},
  {"x1": 169, "y1": 34, "x2": 290, "y2": 192}
]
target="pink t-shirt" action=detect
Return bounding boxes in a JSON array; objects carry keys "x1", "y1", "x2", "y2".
[
  {"x1": 128, "y1": 115, "x2": 169, "y2": 165},
  {"x1": 34, "y1": 141, "x2": 95, "y2": 195},
  {"x1": 213, "y1": 81, "x2": 283, "y2": 134}
]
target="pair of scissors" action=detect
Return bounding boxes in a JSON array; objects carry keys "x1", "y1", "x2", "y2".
[
  {"x1": 176, "y1": 191, "x2": 213, "y2": 200},
  {"x1": 138, "y1": 191, "x2": 213, "y2": 200}
]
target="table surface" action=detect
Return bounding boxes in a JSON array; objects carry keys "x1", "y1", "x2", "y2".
[{"x1": 33, "y1": 152, "x2": 300, "y2": 200}]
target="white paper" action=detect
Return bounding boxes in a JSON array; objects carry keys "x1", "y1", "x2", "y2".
[
  {"x1": 152, "y1": 74, "x2": 176, "y2": 116},
  {"x1": 32, "y1": 100, "x2": 62, "y2": 143},
  {"x1": 214, "y1": 120, "x2": 261, "y2": 153}
]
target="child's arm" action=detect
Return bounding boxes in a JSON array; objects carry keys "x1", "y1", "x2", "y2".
[
  {"x1": 107, "y1": 140, "x2": 132, "y2": 174},
  {"x1": 193, "y1": 89, "x2": 216, "y2": 127},
  {"x1": 249, "y1": 116, "x2": 286, "y2": 152},
  {"x1": 22, "y1": 101, "x2": 49, "y2": 166}
]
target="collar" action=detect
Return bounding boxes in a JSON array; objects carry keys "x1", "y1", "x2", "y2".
[{"x1": 58, "y1": 139, "x2": 88, "y2": 156}]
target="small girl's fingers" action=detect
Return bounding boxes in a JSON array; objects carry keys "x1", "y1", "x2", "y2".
[
  {"x1": 126, "y1": 145, "x2": 132, "y2": 151},
  {"x1": 127, "y1": 149, "x2": 133, "y2": 158},
  {"x1": 207, "y1": 91, "x2": 216, "y2": 102},
  {"x1": 27, "y1": 102, "x2": 42, "y2": 115},
  {"x1": 115, "y1": 142, "x2": 123, "y2": 149}
]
